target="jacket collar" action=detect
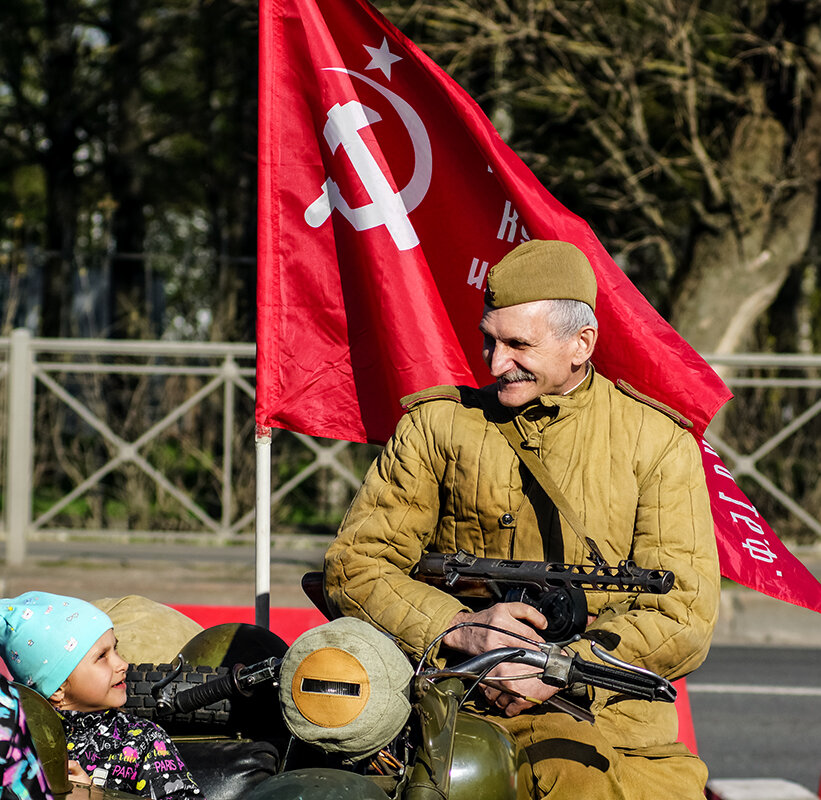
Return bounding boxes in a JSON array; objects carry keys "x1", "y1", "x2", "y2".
[
  {"x1": 473, "y1": 364, "x2": 596, "y2": 426},
  {"x1": 59, "y1": 707, "x2": 117, "y2": 732},
  {"x1": 517, "y1": 364, "x2": 596, "y2": 425}
]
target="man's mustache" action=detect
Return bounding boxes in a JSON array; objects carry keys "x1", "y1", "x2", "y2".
[{"x1": 499, "y1": 368, "x2": 536, "y2": 384}]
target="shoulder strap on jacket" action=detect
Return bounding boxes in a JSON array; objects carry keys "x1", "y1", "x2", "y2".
[
  {"x1": 494, "y1": 416, "x2": 606, "y2": 567},
  {"x1": 470, "y1": 389, "x2": 606, "y2": 567},
  {"x1": 400, "y1": 385, "x2": 462, "y2": 410},
  {"x1": 615, "y1": 380, "x2": 693, "y2": 429}
]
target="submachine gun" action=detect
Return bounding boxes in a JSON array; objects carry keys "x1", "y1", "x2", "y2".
[{"x1": 414, "y1": 550, "x2": 675, "y2": 642}]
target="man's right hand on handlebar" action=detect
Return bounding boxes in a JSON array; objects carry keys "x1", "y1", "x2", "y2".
[{"x1": 441, "y1": 602, "x2": 562, "y2": 717}]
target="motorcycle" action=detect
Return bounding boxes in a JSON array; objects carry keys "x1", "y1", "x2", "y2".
[{"x1": 126, "y1": 614, "x2": 677, "y2": 800}]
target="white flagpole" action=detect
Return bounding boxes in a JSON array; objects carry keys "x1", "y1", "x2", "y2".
[{"x1": 254, "y1": 424, "x2": 272, "y2": 628}]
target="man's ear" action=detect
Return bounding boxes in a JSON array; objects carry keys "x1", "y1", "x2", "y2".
[
  {"x1": 49, "y1": 685, "x2": 65, "y2": 707},
  {"x1": 572, "y1": 326, "x2": 598, "y2": 365}
]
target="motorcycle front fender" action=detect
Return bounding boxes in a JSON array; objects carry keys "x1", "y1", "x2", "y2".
[{"x1": 448, "y1": 711, "x2": 534, "y2": 800}]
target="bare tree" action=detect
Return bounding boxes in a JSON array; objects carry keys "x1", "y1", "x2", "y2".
[{"x1": 381, "y1": 0, "x2": 821, "y2": 356}]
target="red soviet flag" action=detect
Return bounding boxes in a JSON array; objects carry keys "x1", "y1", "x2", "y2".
[{"x1": 257, "y1": 0, "x2": 821, "y2": 611}]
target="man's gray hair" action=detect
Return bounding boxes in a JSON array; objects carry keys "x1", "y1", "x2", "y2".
[{"x1": 545, "y1": 299, "x2": 598, "y2": 340}]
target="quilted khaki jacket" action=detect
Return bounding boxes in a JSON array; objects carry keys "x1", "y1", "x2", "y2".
[{"x1": 324, "y1": 370, "x2": 720, "y2": 750}]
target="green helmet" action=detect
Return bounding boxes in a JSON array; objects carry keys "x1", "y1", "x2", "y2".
[{"x1": 180, "y1": 622, "x2": 288, "y2": 669}]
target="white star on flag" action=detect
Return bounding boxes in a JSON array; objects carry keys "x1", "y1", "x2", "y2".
[{"x1": 364, "y1": 37, "x2": 402, "y2": 80}]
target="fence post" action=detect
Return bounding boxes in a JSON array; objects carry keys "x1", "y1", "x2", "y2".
[{"x1": 6, "y1": 328, "x2": 33, "y2": 565}]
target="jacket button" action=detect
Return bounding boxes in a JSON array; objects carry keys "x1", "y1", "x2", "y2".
[{"x1": 500, "y1": 513, "x2": 515, "y2": 526}]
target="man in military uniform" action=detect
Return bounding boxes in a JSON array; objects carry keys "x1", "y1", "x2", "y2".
[{"x1": 324, "y1": 239, "x2": 720, "y2": 799}]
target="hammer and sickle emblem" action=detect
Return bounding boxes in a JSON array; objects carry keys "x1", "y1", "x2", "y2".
[{"x1": 305, "y1": 69, "x2": 432, "y2": 251}]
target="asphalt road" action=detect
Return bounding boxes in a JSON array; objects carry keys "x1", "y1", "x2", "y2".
[{"x1": 689, "y1": 645, "x2": 821, "y2": 793}]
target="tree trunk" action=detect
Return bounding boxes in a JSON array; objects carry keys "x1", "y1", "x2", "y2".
[
  {"x1": 201, "y1": 0, "x2": 257, "y2": 343},
  {"x1": 40, "y1": 0, "x2": 79, "y2": 337},
  {"x1": 107, "y1": 0, "x2": 149, "y2": 339},
  {"x1": 670, "y1": 78, "x2": 821, "y2": 357}
]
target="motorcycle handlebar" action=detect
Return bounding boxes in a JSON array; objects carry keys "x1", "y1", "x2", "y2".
[
  {"x1": 158, "y1": 666, "x2": 241, "y2": 716},
  {"x1": 156, "y1": 658, "x2": 281, "y2": 717},
  {"x1": 433, "y1": 644, "x2": 676, "y2": 703},
  {"x1": 443, "y1": 647, "x2": 552, "y2": 676},
  {"x1": 155, "y1": 640, "x2": 673, "y2": 718}
]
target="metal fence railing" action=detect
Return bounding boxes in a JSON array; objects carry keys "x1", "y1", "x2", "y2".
[
  {"x1": 703, "y1": 353, "x2": 821, "y2": 543},
  {"x1": 1, "y1": 329, "x2": 819, "y2": 563},
  {"x1": 0, "y1": 329, "x2": 378, "y2": 563}
]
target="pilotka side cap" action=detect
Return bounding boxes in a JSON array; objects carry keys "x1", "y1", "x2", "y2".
[{"x1": 484, "y1": 239, "x2": 598, "y2": 311}]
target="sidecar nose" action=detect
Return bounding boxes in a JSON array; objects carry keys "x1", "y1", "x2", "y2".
[{"x1": 245, "y1": 767, "x2": 389, "y2": 800}]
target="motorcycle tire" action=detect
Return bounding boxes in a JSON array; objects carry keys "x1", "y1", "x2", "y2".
[{"x1": 124, "y1": 662, "x2": 233, "y2": 733}]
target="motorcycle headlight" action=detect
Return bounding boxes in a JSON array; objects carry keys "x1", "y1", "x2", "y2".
[{"x1": 278, "y1": 617, "x2": 413, "y2": 762}]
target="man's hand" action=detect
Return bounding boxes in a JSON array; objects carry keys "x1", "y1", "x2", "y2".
[{"x1": 441, "y1": 603, "x2": 562, "y2": 717}]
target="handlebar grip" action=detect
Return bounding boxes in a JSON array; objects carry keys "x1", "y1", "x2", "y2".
[
  {"x1": 169, "y1": 668, "x2": 239, "y2": 715},
  {"x1": 568, "y1": 657, "x2": 676, "y2": 702}
]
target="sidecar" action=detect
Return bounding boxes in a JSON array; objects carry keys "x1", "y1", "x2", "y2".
[
  {"x1": 141, "y1": 620, "x2": 535, "y2": 800},
  {"x1": 17, "y1": 618, "x2": 535, "y2": 800}
]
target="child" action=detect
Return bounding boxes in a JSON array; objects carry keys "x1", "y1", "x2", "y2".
[{"x1": 1, "y1": 591, "x2": 203, "y2": 800}]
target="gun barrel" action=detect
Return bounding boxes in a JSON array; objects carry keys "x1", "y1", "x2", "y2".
[{"x1": 416, "y1": 551, "x2": 674, "y2": 595}]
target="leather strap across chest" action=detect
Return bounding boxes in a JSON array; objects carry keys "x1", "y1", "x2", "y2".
[{"x1": 494, "y1": 415, "x2": 606, "y2": 567}]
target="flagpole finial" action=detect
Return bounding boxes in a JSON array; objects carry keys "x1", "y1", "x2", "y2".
[{"x1": 255, "y1": 424, "x2": 273, "y2": 444}]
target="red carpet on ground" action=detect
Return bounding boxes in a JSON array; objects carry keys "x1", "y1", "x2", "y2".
[{"x1": 170, "y1": 604, "x2": 329, "y2": 646}]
